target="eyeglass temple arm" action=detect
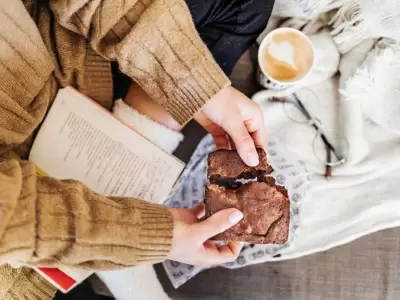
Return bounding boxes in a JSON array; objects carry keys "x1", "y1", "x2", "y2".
[
  {"x1": 292, "y1": 94, "x2": 344, "y2": 162},
  {"x1": 325, "y1": 144, "x2": 332, "y2": 178}
]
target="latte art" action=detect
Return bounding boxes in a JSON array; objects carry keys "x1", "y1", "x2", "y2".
[
  {"x1": 261, "y1": 30, "x2": 314, "y2": 83},
  {"x1": 267, "y1": 40, "x2": 297, "y2": 70}
]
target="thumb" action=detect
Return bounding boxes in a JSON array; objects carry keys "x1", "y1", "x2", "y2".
[
  {"x1": 219, "y1": 105, "x2": 259, "y2": 167},
  {"x1": 191, "y1": 209, "x2": 244, "y2": 241}
]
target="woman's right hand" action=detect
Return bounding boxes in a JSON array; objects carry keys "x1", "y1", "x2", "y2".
[
  {"x1": 194, "y1": 86, "x2": 267, "y2": 167},
  {"x1": 167, "y1": 203, "x2": 244, "y2": 267}
]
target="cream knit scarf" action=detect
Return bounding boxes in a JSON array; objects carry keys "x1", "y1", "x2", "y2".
[
  {"x1": 330, "y1": 0, "x2": 400, "y2": 53},
  {"x1": 272, "y1": 0, "x2": 342, "y2": 19}
]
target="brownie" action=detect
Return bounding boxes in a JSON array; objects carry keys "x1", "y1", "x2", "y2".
[
  {"x1": 205, "y1": 149, "x2": 289, "y2": 245},
  {"x1": 206, "y1": 182, "x2": 289, "y2": 244},
  {"x1": 261, "y1": 175, "x2": 289, "y2": 198},
  {"x1": 208, "y1": 149, "x2": 273, "y2": 183}
]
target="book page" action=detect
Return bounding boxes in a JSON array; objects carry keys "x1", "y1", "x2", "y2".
[{"x1": 30, "y1": 87, "x2": 185, "y2": 203}]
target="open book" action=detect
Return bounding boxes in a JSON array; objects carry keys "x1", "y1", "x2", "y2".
[{"x1": 30, "y1": 87, "x2": 185, "y2": 293}]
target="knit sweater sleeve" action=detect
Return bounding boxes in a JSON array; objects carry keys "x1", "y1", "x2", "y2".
[
  {"x1": 0, "y1": 160, "x2": 173, "y2": 270},
  {"x1": 0, "y1": 0, "x2": 173, "y2": 270},
  {"x1": 49, "y1": 0, "x2": 231, "y2": 125}
]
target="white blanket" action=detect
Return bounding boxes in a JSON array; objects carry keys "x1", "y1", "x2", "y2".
[
  {"x1": 255, "y1": 78, "x2": 400, "y2": 260},
  {"x1": 252, "y1": 2, "x2": 400, "y2": 259}
]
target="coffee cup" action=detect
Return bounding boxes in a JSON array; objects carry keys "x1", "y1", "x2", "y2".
[{"x1": 257, "y1": 28, "x2": 315, "y2": 91}]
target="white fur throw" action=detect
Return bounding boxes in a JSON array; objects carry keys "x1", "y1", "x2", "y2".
[{"x1": 341, "y1": 40, "x2": 400, "y2": 134}]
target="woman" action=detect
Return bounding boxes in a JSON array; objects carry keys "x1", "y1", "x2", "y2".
[{"x1": 0, "y1": 0, "x2": 273, "y2": 298}]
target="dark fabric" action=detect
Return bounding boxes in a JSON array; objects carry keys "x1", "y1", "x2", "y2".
[
  {"x1": 54, "y1": 280, "x2": 112, "y2": 300},
  {"x1": 111, "y1": 61, "x2": 131, "y2": 101},
  {"x1": 186, "y1": 0, "x2": 274, "y2": 76}
]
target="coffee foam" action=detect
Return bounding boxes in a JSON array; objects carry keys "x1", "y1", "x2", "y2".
[
  {"x1": 267, "y1": 40, "x2": 297, "y2": 70},
  {"x1": 261, "y1": 31, "x2": 314, "y2": 83}
]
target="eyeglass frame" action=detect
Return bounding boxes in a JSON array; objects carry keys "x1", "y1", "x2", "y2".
[{"x1": 269, "y1": 93, "x2": 347, "y2": 177}]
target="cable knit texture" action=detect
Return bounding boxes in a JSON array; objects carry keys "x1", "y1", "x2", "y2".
[{"x1": 0, "y1": 0, "x2": 230, "y2": 298}]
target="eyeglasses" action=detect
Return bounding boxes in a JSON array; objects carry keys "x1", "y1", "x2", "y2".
[{"x1": 269, "y1": 90, "x2": 349, "y2": 178}]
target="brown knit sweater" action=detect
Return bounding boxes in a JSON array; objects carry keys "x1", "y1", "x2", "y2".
[{"x1": 0, "y1": 0, "x2": 230, "y2": 298}]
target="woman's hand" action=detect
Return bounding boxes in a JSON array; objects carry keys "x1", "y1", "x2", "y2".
[
  {"x1": 168, "y1": 203, "x2": 244, "y2": 267},
  {"x1": 194, "y1": 86, "x2": 267, "y2": 166}
]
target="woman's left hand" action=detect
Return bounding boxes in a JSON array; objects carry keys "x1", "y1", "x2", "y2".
[{"x1": 167, "y1": 203, "x2": 244, "y2": 267}]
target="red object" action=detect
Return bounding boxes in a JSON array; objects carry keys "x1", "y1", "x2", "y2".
[{"x1": 38, "y1": 268, "x2": 77, "y2": 291}]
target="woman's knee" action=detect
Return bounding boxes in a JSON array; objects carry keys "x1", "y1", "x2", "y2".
[
  {"x1": 238, "y1": 0, "x2": 275, "y2": 34},
  {"x1": 249, "y1": 0, "x2": 275, "y2": 12}
]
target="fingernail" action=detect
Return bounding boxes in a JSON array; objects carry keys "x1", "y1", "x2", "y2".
[
  {"x1": 229, "y1": 211, "x2": 244, "y2": 224},
  {"x1": 247, "y1": 152, "x2": 259, "y2": 166}
]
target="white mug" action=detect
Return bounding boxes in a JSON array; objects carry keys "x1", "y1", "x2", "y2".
[{"x1": 257, "y1": 28, "x2": 315, "y2": 91}]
